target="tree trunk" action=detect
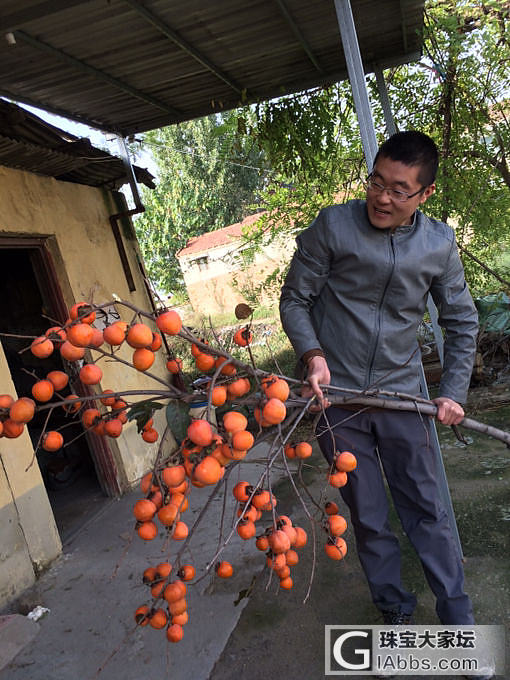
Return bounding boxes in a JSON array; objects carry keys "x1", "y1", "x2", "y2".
[{"x1": 439, "y1": 46, "x2": 457, "y2": 224}]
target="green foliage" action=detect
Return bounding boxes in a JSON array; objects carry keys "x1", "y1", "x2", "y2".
[
  {"x1": 165, "y1": 400, "x2": 190, "y2": 445},
  {"x1": 496, "y1": 251, "x2": 510, "y2": 279},
  {"x1": 166, "y1": 289, "x2": 190, "y2": 306},
  {"x1": 230, "y1": 0, "x2": 509, "y2": 300},
  {"x1": 133, "y1": 113, "x2": 267, "y2": 295},
  {"x1": 134, "y1": 0, "x2": 509, "y2": 303},
  {"x1": 127, "y1": 399, "x2": 164, "y2": 433},
  {"x1": 228, "y1": 83, "x2": 366, "y2": 303},
  {"x1": 382, "y1": 0, "x2": 510, "y2": 294},
  {"x1": 185, "y1": 304, "x2": 277, "y2": 331},
  {"x1": 251, "y1": 83, "x2": 360, "y2": 181}
]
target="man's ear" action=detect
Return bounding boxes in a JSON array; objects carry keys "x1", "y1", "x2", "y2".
[{"x1": 419, "y1": 183, "x2": 435, "y2": 204}]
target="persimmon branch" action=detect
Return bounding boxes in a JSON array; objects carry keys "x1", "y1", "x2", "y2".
[{"x1": 296, "y1": 395, "x2": 510, "y2": 447}]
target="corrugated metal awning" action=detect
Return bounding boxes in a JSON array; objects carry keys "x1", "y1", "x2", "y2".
[
  {"x1": 0, "y1": 100, "x2": 154, "y2": 188},
  {"x1": 0, "y1": 0, "x2": 425, "y2": 136}
]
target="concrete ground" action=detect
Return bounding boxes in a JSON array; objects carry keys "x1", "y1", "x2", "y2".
[{"x1": 1, "y1": 407, "x2": 509, "y2": 680}]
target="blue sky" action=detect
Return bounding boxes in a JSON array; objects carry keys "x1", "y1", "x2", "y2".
[{"x1": 15, "y1": 101, "x2": 159, "y2": 179}]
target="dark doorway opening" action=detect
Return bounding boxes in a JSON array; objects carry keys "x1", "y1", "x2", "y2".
[{"x1": 0, "y1": 245, "x2": 107, "y2": 540}]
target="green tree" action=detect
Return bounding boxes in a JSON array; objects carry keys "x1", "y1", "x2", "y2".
[
  {"x1": 135, "y1": 1, "x2": 508, "y2": 301},
  {"x1": 232, "y1": 0, "x2": 509, "y2": 299},
  {"x1": 380, "y1": 0, "x2": 510, "y2": 292},
  {"x1": 229, "y1": 81, "x2": 366, "y2": 303},
  {"x1": 134, "y1": 113, "x2": 267, "y2": 296}
]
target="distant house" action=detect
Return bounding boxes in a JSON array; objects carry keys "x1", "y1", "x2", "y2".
[{"x1": 177, "y1": 213, "x2": 294, "y2": 316}]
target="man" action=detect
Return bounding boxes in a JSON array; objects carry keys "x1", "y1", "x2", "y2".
[{"x1": 280, "y1": 131, "x2": 479, "y2": 628}]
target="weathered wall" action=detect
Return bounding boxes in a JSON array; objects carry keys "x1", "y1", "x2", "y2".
[
  {"x1": 179, "y1": 234, "x2": 293, "y2": 316},
  {"x1": 0, "y1": 165, "x2": 174, "y2": 605},
  {"x1": 0, "y1": 165, "x2": 172, "y2": 488},
  {"x1": 0, "y1": 344, "x2": 61, "y2": 608}
]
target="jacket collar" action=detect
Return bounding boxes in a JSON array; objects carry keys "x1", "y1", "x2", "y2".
[{"x1": 361, "y1": 200, "x2": 419, "y2": 235}]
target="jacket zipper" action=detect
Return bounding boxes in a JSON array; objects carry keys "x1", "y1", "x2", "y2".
[{"x1": 366, "y1": 232, "x2": 396, "y2": 387}]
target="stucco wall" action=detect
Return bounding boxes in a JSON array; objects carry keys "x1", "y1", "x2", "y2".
[
  {"x1": 0, "y1": 165, "x2": 175, "y2": 604},
  {"x1": 0, "y1": 165, "x2": 172, "y2": 487},
  {"x1": 179, "y1": 234, "x2": 293, "y2": 316},
  {"x1": 0, "y1": 343, "x2": 61, "y2": 608}
]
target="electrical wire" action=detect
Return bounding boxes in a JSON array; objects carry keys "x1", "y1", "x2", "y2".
[{"x1": 136, "y1": 137, "x2": 276, "y2": 176}]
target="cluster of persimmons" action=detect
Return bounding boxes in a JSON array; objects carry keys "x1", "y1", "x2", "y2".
[{"x1": 0, "y1": 299, "x2": 357, "y2": 646}]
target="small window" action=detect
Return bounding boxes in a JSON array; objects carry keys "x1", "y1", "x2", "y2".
[{"x1": 194, "y1": 256, "x2": 208, "y2": 271}]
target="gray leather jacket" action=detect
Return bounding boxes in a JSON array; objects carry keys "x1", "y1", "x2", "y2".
[{"x1": 280, "y1": 200, "x2": 478, "y2": 403}]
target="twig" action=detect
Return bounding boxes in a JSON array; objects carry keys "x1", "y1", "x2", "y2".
[
  {"x1": 281, "y1": 441, "x2": 318, "y2": 604},
  {"x1": 24, "y1": 406, "x2": 54, "y2": 472},
  {"x1": 91, "y1": 346, "x2": 175, "y2": 390},
  {"x1": 263, "y1": 333, "x2": 284, "y2": 376},
  {"x1": 35, "y1": 390, "x2": 175, "y2": 413},
  {"x1": 205, "y1": 359, "x2": 233, "y2": 423}
]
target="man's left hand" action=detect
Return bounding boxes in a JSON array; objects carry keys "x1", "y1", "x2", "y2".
[{"x1": 432, "y1": 397, "x2": 465, "y2": 425}]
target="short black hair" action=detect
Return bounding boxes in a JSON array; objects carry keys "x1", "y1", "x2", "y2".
[{"x1": 374, "y1": 131, "x2": 439, "y2": 186}]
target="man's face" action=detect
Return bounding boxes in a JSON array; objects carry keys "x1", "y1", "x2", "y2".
[{"x1": 366, "y1": 156, "x2": 435, "y2": 231}]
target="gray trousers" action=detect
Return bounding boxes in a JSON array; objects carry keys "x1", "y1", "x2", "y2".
[{"x1": 316, "y1": 407, "x2": 474, "y2": 624}]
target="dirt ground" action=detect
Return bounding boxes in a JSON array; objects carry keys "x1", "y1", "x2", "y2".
[{"x1": 209, "y1": 406, "x2": 510, "y2": 680}]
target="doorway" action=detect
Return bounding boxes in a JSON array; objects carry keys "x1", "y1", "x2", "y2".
[{"x1": 0, "y1": 242, "x2": 108, "y2": 540}]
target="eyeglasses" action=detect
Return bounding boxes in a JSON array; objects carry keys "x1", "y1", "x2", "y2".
[{"x1": 365, "y1": 174, "x2": 425, "y2": 202}]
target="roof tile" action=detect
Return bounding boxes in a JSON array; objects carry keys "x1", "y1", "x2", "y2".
[{"x1": 177, "y1": 212, "x2": 263, "y2": 257}]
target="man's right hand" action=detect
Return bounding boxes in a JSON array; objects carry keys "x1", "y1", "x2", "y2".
[{"x1": 302, "y1": 355, "x2": 331, "y2": 410}]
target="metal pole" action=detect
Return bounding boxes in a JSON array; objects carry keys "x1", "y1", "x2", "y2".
[
  {"x1": 418, "y1": 369, "x2": 464, "y2": 557},
  {"x1": 373, "y1": 70, "x2": 447, "y2": 367},
  {"x1": 374, "y1": 65, "x2": 397, "y2": 136},
  {"x1": 333, "y1": 0, "x2": 378, "y2": 170},
  {"x1": 116, "y1": 136, "x2": 143, "y2": 210},
  {"x1": 427, "y1": 293, "x2": 445, "y2": 365},
  {"x1": 334, "y1": 7, "x2": 463, "y2": 557}
]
